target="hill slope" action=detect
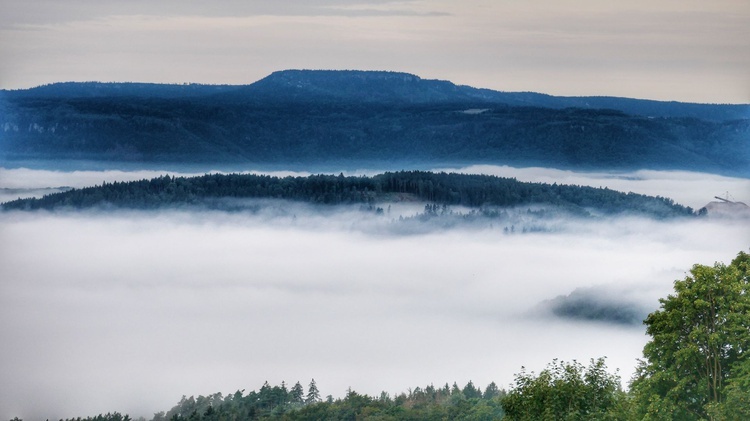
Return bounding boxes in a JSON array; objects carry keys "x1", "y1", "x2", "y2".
[
  {"x1": 1, "y1": 70, "x2": 747, "y2": 176},
  {"x1": 241, "y1": 70, "x2": 749, "y2": 120}
]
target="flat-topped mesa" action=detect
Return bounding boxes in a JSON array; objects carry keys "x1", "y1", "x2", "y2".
[
  {"x1": 3, "y1": 69, "x2": 747, "y2": 120},
  {"x1": 225, "y1": 70, "x2": 750, "y2": 117},
  {"x1": 244, "y1": 69, "x2": 477, "y2": 104},
  {"x1": 263, "y1": 69, "x2": 424, "y2": 84}
]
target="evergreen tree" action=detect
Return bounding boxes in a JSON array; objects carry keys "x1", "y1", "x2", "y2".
[
  {"x1": 290, "y1": 381, "x2": 305, "y2": 405},
  {"x1": 483, "y1": 381, "x2": 502, "y2": 399},
  {"x1": 462, "y1": 380, "x2": 482, "y2": 399},
  {"x1": 306, "y1": 378, "x2": 321, "y2": 404}
]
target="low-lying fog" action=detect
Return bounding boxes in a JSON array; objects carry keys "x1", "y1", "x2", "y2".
[{"x1": 1, "y1": 165, "x2": 748, "y2": 420}]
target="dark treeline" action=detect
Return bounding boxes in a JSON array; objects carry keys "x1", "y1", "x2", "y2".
[
  {"x1": 10, "y1": 379, "x2": 508, "y2": 421},
  {"x1": 2, "y1": 99, "x2": 746, "y2": 177},
  {"x1": 1, "y1": 171, "x2": 694, "y2": 218},
  {"x1": 153, "y1": 379, "x2": 506, "y2": 421}
]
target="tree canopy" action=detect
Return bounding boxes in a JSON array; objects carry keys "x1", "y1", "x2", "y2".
[
  {"x1": 501, "y1": 358, "x2": 628, "y2": 420},
  {"x1": 631, "y1": 251, "x2": 750, "y2": 420}
]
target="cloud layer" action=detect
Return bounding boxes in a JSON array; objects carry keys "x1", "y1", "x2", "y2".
[{"x1": 2, "y1": 210, "x2": 748, "y2": 419}]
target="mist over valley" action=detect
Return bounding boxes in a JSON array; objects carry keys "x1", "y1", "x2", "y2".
[{"x1": 1, "y1": 165, "x2": 748, "y2": 419}]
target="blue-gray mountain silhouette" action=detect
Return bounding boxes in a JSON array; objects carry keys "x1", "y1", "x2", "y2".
[{"x1": 1, "y1": 70, "x2": 747, "y2": 175}]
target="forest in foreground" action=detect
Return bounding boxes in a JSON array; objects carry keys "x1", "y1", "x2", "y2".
[{"x1": 7, "y1": 251, "x2": 749, "y2": 421}]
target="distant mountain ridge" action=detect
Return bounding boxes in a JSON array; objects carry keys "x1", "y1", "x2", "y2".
[
  {"x1": 5, "y1": 69, "x2": 748, "y2": 120},
  {"x1": 239, "y1": 70, "x2": 505, "y2": 104},
  {"x1": 0, "y1": 70, "x2": 748, "y2": 176},
  {"x1": 1, "y1": 81, "x2": 236, "y2": 99},
  {"x1": 245, "y1": 70, "x2": 749, "y2": 121}
]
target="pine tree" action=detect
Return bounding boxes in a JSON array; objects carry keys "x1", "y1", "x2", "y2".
[
  {"x1": 462, "y1": 380, "x2": 481, "y2": 399},
  {"x1": 290, "y1": 381, "x2": 305, "y2": 405},
  {"x1": 306, "y1": 378, "x2": 321, "y2": 404},
  {"x1": 483, "y1": 381, "x2": 501, "y2": 399}
]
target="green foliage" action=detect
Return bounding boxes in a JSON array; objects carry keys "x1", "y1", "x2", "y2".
[
  {"x1": 113, "y1": 380, "x2": 506, "y2": 421},
  {"x1": 54, "y1": 413, "x2": 132, "y2": 421},
  {"x1": 289, "y1": 381, "x2": 305, "y2": 407},
  {"x1": 305, "y1": 379, "x2": 321, "y2": 405},
  {"x1": 706, "y1": 357, "x2": 750, "y2": 420},
  {"x1": 501, "y1": 357, "x2": 628, "y2": 420},
  {"x1": 631, "y1": 251, "x2": 750, "y2": 420}
]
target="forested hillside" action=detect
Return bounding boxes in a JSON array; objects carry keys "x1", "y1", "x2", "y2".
[
  {"x1": 0, "y1": 171, "x2": 695, "y2": 218},
  {"x1": 1, "y1": 70, "x2": 747, "y2": 176}
]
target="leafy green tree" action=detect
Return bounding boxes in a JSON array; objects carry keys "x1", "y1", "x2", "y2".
[
  {"x1": 706, "y1": 357, "x2": 750, "y2": 420},
  {"x1": 501, "y1": 357, "x2": 627, "y2": 420},
  {"x1": 631, "y1": 251, "x2": 750, "y2": 420}
]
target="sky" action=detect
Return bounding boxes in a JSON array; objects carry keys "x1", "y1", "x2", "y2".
[{"x1": 1, "y1": 0, "x2": 749, "y2": 103}]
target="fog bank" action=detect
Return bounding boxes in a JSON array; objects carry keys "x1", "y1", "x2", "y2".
[
  {"x1": 1, "y1": 166, "x2": 748, "y2": 419},
  {"x1": 1, "y1": 208, "x2": 747, "y2": 420}
]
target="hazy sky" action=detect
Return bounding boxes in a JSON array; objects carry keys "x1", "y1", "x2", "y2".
[{"x1": 1, "y1": 0, "x2": 748, "y2": 103}]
